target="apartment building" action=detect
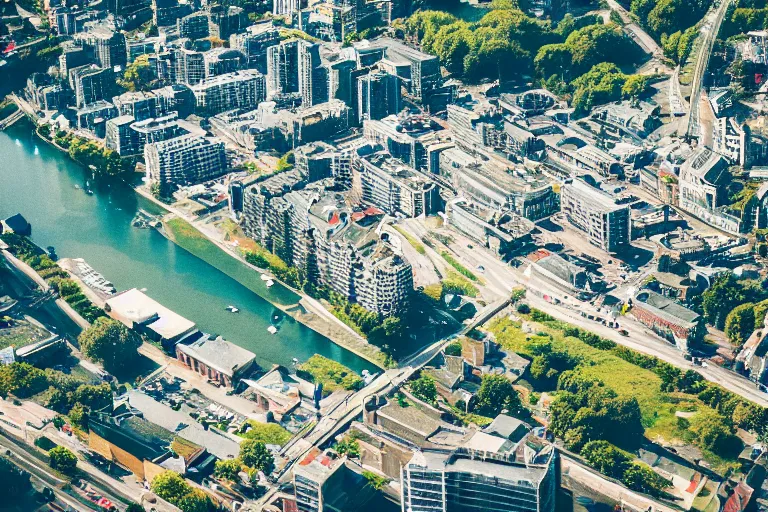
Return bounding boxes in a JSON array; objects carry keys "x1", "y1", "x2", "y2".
[
  {"x1": 401, "y1": 445, "x2": 556, "y2": 512},
  {"x1": 293, "y1": 448, "x2": 346, "y2": 512},
  {"x1": 71, "y1": 65, "x2": 115, "y2": 107},
  {"x1": 678, "y1": 147, "x2": 740, "y2": 234},
  {"x1": 230, "y1": 22, "x2": 281, "y2": 71},
  {"x1": 358, "y1": 151, "x2": 441, "y2": 217},
  {"x1": 298, "y1": 40, "x2": 329, "y2": 107},
  {"x1": 363, "y1": 113, "x2": 444, "y2": 171},
  {"x1": 74, "y1": 27, "x2": 127, "y2": 69},
  {"x1": 267, "y1": 39, "x2": 300, "y2": 98},
  {"x1": 560, "y1": 178, "x2": 630, "y2": 253},
  {"x1": 287, "y1": 100, "x2": 351, "y2": 147},
  {"x1": 177, "y1": 11, "x2": 209, "y2": 40},
  {"x1": 273, "y1": 0, "x2": 301, "y2": 16},
  {"x1": 106, "y1": 112, "x2": 187, "y2": 156},
  {"x1": 191, "y1": 70, "x2": 266, "y2": 116},
  {"x1": 203, "y1": 48, "x2": 246, "y2": 78},
  {"x1": 144, "y1": 135, "x2": 228, "y2": 194},
  {"x1": 174, "y1": 48, "x2": 206, "y2": 85},
  {"x1": 362, "y1": 37, "x2": 439, "y2": 100},
  {"x1": 356, "y1": 70, "x2": 401, "y2": 124},
  {"x1": 112, "y1": 90, "x2": 166, "y2": 121},
  {"x1": 439, "y1": 147, "x2": 558, "y2": 221}
]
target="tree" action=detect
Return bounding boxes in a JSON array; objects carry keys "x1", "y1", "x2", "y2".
[
  {"x1": 0, "y1": 362, "x2": 48, "y2": 398},
  {"x1": 444, "y1": 342, "x2": 462, "y2": 357},
  {"x1": 78, "y1": 317, "x2": 142, "y2": 371},
  {"x1": 214, "y1": 458, "x2": 242, "y2": 481},
  {"x1": 688, "y1": 410, "x2": 741, "y2": 456},
  {"x1": 126, "y1": 504, "x2": 144, "y2": 512},
  {"x1": 151, "y1": 471, "x2": 213, "y2": 512},
  {"x1": 410, "y1": 374, "x2": 438, "y2": 404},
  {"x1": 702, "y1": 274, "x2": 747, "y2": 329},
  {"x1": 581, "y1": 440, "x2": 630, "y2": 479},
  {"x1": 118, "y1": 55, "x2": 157, "y2": 92},
  {"x1": 474, "y1": 374, "x2": 523, "y2": 417},
  {"x1": 725, "y1": 302, "x2": 755, "y2": 347},
  {"x1": 239, "y1": 439, "x2": 275, "y2": 475},
  {"x1": 70, "y1": 383, "x2": 113, "y2": 412},
  {"x1": 49, "y1": 446, "x2": 78, "y2": 474},
  {"x1": 622, "y1": 462, "x2": 671, "y2": 496},
  {"x1": 68, "y1": 403, "x2": 89, "y2": 430}
]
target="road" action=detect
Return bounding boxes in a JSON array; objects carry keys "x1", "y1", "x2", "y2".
[
  {"x1": 685, "y1": 0, "x2": 732, "y2": 138},
  {"x1": 669, "y1": 66, "x2": 687, "y2": 116},
  {"x1": 399, "y1": 219, "x2": 768, "y2": 407},
  {"x1": 605, "y1": 0, "x2": 664, "y2": 57}
]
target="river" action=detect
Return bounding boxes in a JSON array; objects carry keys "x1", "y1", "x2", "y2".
[{"x1": 0, "y1": 121, "x2": 377, "y2": 374}]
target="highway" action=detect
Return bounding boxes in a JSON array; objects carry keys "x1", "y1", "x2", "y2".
[{"x1": 685, "y1": 0, "x2": 732, "y2": 138}]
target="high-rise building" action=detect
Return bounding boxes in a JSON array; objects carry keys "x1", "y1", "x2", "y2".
[
  {"x1": 71, "y1": 65, "x2": 115, "y2": 107},
  {"x1": 293, "y1": 448, "x2": 346, "y2": 512},
  {"x1": 144, "y1": 135, "x2": 228, "y2": 194},
  {"x1": 177, "y1": 11, "x2": 209, "y2": 40},
  {"x1": 267, "y1": 39, "x2": 300, "y2": 98},
  {"x1": 153, "y1": 84, "x2": 196, "y2": 118},
  {"x1": 203, "y1": 48, "x2": 246, "y2": 78},
  {"x1": 356, "y1": 70, "x2": 400, "y2": 123},
  {"x1": 273, "y1": 0, "x2": 301, "y2": 17},
  {"x1": 175, "y1": 48, "x2": 206, "y2": 85},
  {"x1": 360, "y1": 37, "x2": 440, "y2": 101},
  {"x1": 298, "y1": 40, "x2": 328, "y2": 107},
  {"x1": 209, "y1": 5, "x2": 248, "y2": 40},
  {"x1": 560, "y1": 178, "x2": 631, "y2": 253},
  {"x1": 191, "y1": 70, "x2": 266, "y2": 116},
  {"x1": 112, "y1": 91, "x2": 165, "y2": 121},
  {"x1": 401, "y1": 445, "x2": 556, "y2": 512},
  {"x1": 75, "y1": 28, "x2": 127, "y2": 70},
  {"x1": 152, "y1": 0, "x2": 179, "y2": 26},
  {"x1": 230, "y1": 22, "x2": 281, "y2": 72}
]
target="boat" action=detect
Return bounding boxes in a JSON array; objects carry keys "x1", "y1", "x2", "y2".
[
  {"x1": 265, "y1": 279, "x2": 274, "y2": 287},
  {"x1": 291, "y1": 357, "x2": 299, "y2": 365},
  {"x1": 74, "y1": 184, "x2": 81, "y2": 190},
  {"x1": 267, "y1": 325, "x2": 278, "y2": 334},
  {"x1": 226, "y1": 305, "x2": 239, "y2": 313},
  {"x1": 260, "y1": 274, "x2": 271, "y2": 281},
  {"x1": 85, "y1": 189, "x2": 94, "y2": 195}
]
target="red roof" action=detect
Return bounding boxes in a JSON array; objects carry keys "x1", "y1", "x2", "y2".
[
  {"x1": 351, "y1": 212, "x2": 366, "y2": 222},
  {"x1": 283, "y1": 499, "x2": 298, "y2": 512},
  {"x1": 299, "y1": 447, "x2": 321, "y2": 466},
  {"x1": 3, "y1": 42, "x2": 15, "y2": 54},
  {"x1": 363, "y1": 207, "x2": 384, "y2": 216},
  {"x1": 328, "y1": 212, "x2": 340, "y2": 225},
  {"x1": 724, "y1": 482, "x2": 754, "y2": 512}
]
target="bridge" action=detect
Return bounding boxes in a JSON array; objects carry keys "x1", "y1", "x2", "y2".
[{"x1": 0, "y1": 109, "x2": 25, "y2": 130}]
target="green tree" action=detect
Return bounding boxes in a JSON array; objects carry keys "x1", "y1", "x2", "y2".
[
  {"x1": 151, "y1": 471, "x2": 213, "y2": 512},
  {"x1": 622, "y1": 462, "x2": 671, "y2": 496},
  {"x1": 581, "y1": 440, "x2": 630, "y2": 479},
  {"x1": 474, "y1": 374, "x2": 523, "y2": 417},
  {"x1": 68, "y1": 403, "x2": 89, "y2": 430},
  {"x1": 702, "y1": 274, "x2": 747, "y2": 329},
  {"x1": 444, "y1": 342, "x2": 462, "y2": 356},
  {"x1": 0, "y1": 362, "x2": 48, "y2": 398},
  {"x1": 688, "y1": 410, "x2": 741, "y2": 455},
  {"x1": 725, "y1": 302, "x2": 755, "y2": 347},
  {"x1": 0, "y1": 456, "x2": 31, "y2": 502},
  {"x1": 410, "y1": 374, "x2": 438, "y2": 404},
  {"x1": 48, "y1": 446, "x2": 78, "y2": 474},
  {"x1": 78, "y1": 317, "x2": 142, "y2": 371},
  {"x1": 118, "y1": 55, "x2": 157, "y2": 92},
  {"x1": 126, "y1": 504, "x2": 144, "y2": 512},
  {"x1": 239, "y1": 439, "x2": 275, "y2": 475},
  {"x1": 214, "y1": 458, "x2": 242, "y2": 481}
]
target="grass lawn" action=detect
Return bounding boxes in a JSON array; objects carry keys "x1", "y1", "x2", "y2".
[
  {"x1": 164, "y1": 217, "x2": 300, "y2": 305},
  {"x1": 297, "y1": 354, "x2": 362, "y2": 393},
  {"x1": 489, "y1": 317, "x2": 740, "y2": 474},
  {"x1": 0, "y1": 319, "x2": 51, "y2": 351},
  {"x1": 393, "y1": 226, "x2": 426, "y2": 255}
]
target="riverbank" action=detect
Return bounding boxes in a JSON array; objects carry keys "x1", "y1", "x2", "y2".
[
  {"x1": 148, "y1": 204, "x2": 389, "y2": 370},
  {"x1": 133, "y1": 185, "x2": 387, "y2": 369}
]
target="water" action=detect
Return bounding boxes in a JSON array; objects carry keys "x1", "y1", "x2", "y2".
[{"x1": 0, "y1": 121, "x2": 377, "y2": 373}]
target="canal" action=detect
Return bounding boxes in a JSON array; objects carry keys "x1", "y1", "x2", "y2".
[{"x1": 0, "y1": 121, "x2": 377, "y2": 373}]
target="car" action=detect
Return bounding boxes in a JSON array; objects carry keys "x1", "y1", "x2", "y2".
[
  {"x1": 618, "y1": 329, "x2": 629, "y2": 336},
  {"x1": 477, "y1": 265, "x2": 485, "y2": 273},
  {"x1": 467, "y1": 244, "x2": 474, "y2": 249}
]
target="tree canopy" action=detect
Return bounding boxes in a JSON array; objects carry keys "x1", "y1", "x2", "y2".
[
  {"x1": 410, "y1": 374, "x2": 438, "y2": 404},
  {"x1": 48, "y1": 446, "x2": 78, "y2": 474},
  {"x1": 78, "y1": 317, "x2": 142, "y2": 371},
  {"x1": 239, "y1": 439, "x2": 275, "y2": 475},
  {"x1": 117, "y1": 55, "x2": 157, "y2": 92},
  {"x1": 151, "y1": 471, "x2": 214, "y2": 512},
  {"x1": 474, "y1": 374, "x2": 524, "y2": 417}
]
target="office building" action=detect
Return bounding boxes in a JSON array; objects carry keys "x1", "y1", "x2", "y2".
[
  {"x1": 560, "y1": 178, "x2": 631, "y2": 253},
  {"x1": 273, "y1": 0, "x2": 301, "y2": 17},
  {"x1": 294, "y1": 448, "x2": 346, "y2": 512},
  {"x1": 361, "y1": 37, "x2": 439, "y2": 100},
  {"x1": 175, "y1": 48, "x2": 206, "y2": 85},
  {"x1": 144, "y1": 135, "x2": 228, "y2": 194},
  {"x1": 356, "y1": 70, "x2": 400, "y2": 123},
  {"x1": 152, "y1": 0, "x2": 180, "y2": 26},
  {"x1": 286, "y1": 100, "x2": 350, "y2": 147},
  {"x1": 153, "y1": 84, "x2": 196, "y2": 118},
  {"x1": 363, "y1": 113, "x2": 444, "y2": 171},
  {"x1": 59, "y1": 42, "x2": 92, "y2": 78},
  {"x1": 191, "y1": 70, "x2": 266, "y2": 116},
  {"x1": 209, "y1": 5, "x2": 248, "y2": 40}
]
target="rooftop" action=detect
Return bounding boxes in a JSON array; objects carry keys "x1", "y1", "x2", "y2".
[
  {"x1": 105, "y1": 288, "x2": 196, "y2": 340},
  {"x1": 177, "y1": 335, "x2": 256, "y2": 378},
  {"x1": 634, "y1": 290, "x2": 700, "y2": 329}
]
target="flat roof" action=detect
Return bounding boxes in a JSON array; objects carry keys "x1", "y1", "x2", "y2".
[
  {"x1": 106, "y1": 288, "x2": 196, "y2": 339},
  {"x1": 177, "y1": 335, "x2": 255, "y2": 377}
]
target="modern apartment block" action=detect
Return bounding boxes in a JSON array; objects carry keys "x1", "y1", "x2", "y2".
[
  {"x1": 203, "y1": 48, "x2": 246, "y2": 78},
  {"x1": 356, "y1": 70, "x2": 401, "y2": 123},
  {"x1": 401, "y1": 446, "x2": 557, "y2": 512},
  {"x1": 230, "y1": 22, "x2": 281, "y2": 71},
  {"x1": 293, "y1": 448, "x2": 346, "y2": 512},
  {"x1": 112, "y1": 90, "x2": 167, "y2": 121},
  {"x1": 364, "y1": 37, "x2": 439, "y2": 100},
  {"x1": 74, "y1": 28, "x2": 127, "y2": 69},
  {"x1": 191, "y1": 70, "x2": 266, "y2": 116},
  {"x1": 362, "y1": 113, "x2": 444, "y2": 171},
  {"x1": 174, "y1": 48, "x2": 206, "y2": 85},
  {"x1": 298, "y1": 40, "x2": 329, "y2": 107},
  {"x1": 358, "y1": 151, "x2": 441, "y2": 217},
  {"x1": 267, "y1": 39, "x2": 300, "y2": 98},
  {"x1": 71, "y1": 65, "x2": 115, "y2": 107},
  {"x1": 106, "y1": 112, "x2": 187, "y2": 156},
  {"x1": 144, "y1": 135, "x2": 228, "y2": 194},
  {"x1": 273, "y1": 0, "x2": 301, "y2": 17},
  {"x1": 177, "y1": 11, "x2": 209, "y2": 40},
  {"x1": 560, "y1": 178, "x2": 631, "y2": 253}
]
